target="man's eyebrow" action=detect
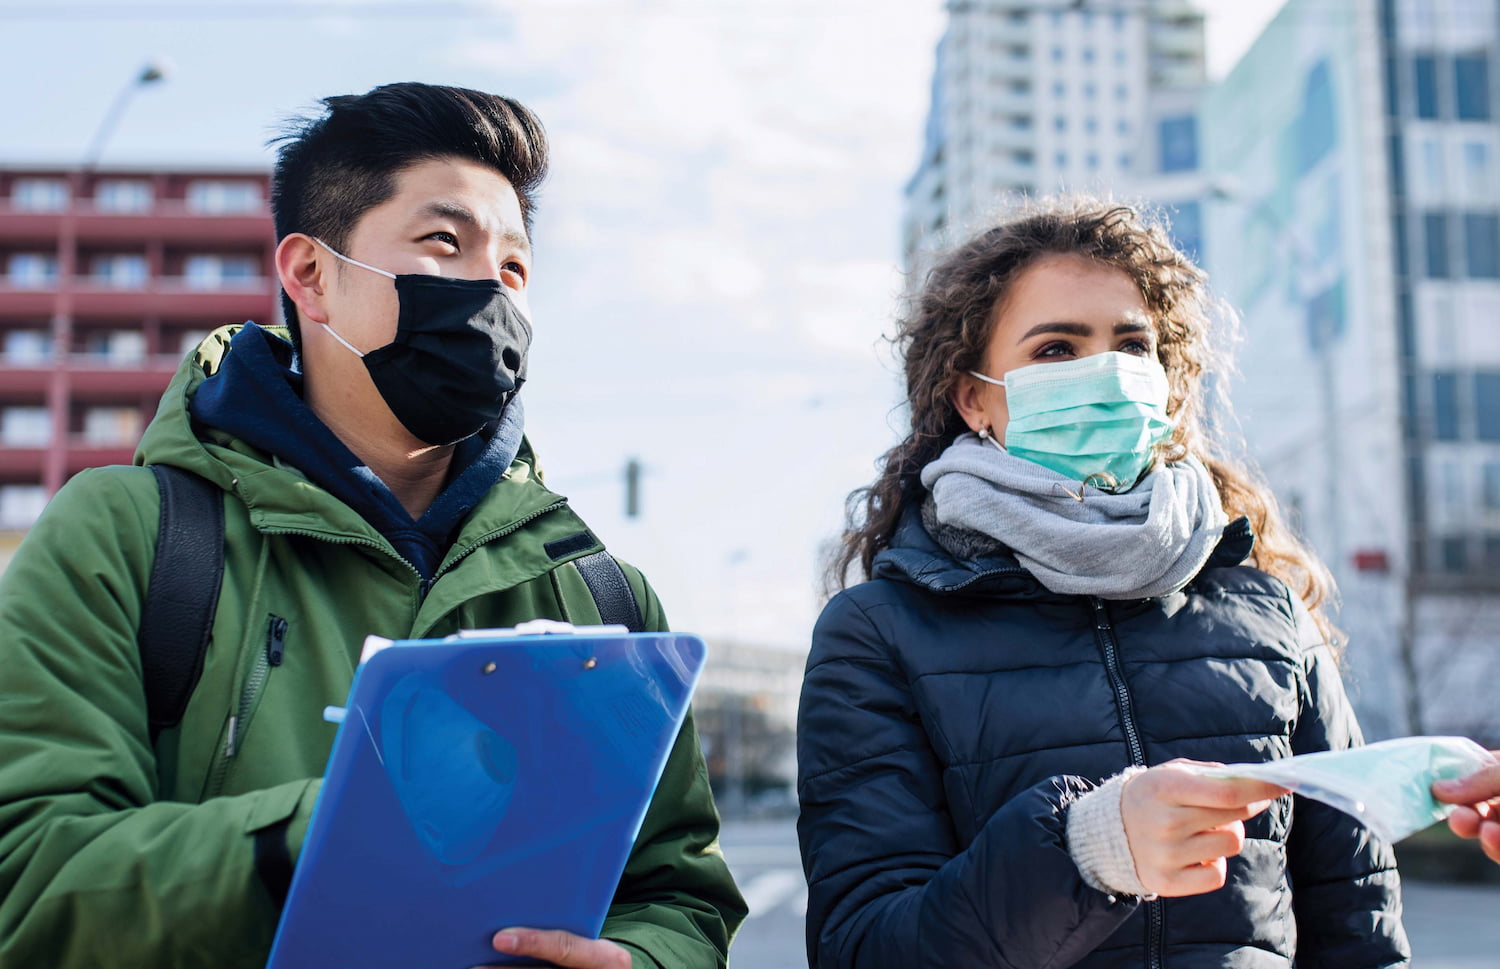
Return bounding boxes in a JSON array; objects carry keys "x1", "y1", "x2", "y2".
[
  {"x1": 1018, "y1": 320, "x2": 1153, "y2": 340},
  {"x1": 416, "y1": 201, "x2": 531, "y2": 254}
]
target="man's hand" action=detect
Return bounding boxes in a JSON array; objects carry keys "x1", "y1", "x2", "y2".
[
  {"x1": 484, "y1": 928, "x2": 632, "y2": 968},
  {"x1": 1121, "y1": 761, "x2": 1287, "y2": 898},
  {"x1": 1433, "y1": 756, "x2": 1500, "y2": 865}
]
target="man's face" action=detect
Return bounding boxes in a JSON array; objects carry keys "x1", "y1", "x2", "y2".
[{"x1": 322, "y1": 155, "x2": 532, "y2": 352}]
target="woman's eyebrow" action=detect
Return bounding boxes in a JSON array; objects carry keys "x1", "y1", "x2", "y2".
[{"x1": 1019, "y1": 321, "x2": 1092, "y2": 340}]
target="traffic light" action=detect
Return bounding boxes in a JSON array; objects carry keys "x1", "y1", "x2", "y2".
[{"x1": 624, "y1": 457, "x2": 641, "y2": 518}]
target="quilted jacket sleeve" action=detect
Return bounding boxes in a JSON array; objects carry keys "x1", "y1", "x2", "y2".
[
  {"x1": 797, "y1": 590, "x2": 1137, "y2": 969},
  {"x1": 1285, "y1": 592, "x2": 1411, "y2": 968}
]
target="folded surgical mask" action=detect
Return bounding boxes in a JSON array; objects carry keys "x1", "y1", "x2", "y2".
[{"x1": 1194, "y1": 736, "x2": 1497, "y2": 843}]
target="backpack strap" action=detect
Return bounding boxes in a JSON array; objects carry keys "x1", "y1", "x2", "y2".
[
  {"x1": 572, "y1": 549, "x2": 645, "y2": 632},
  {"x1": 139, "y1": 465, "x2": 226, "y2": 743}
]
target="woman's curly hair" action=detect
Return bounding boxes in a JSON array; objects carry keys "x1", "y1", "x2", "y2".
[{"x1": 830, "y1": 196, "x2": 1342, "y2": 648}]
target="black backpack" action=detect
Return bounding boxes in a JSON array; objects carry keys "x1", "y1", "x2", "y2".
[{"x1": 138, "y1": 465, "x2": 643, "y2": 742}]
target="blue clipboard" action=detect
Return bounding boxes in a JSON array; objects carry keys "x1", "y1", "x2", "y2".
[{"x1": 266, "y1": 623, "x2": 706, "y2": 969}]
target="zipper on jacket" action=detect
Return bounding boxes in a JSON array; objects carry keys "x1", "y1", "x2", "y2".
[
  {"x1": 1089, "y1": 596, "x2": 1164, "y2": 969},
  {"x1": 266, "y1": 614, "x2": 288, "y2": 667},
  {"x1": 208, "y1": 615, "x2": 287, "y2": 796}
]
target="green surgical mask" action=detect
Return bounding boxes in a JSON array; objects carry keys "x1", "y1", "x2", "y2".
[
  {"x1": 1197, "y1": 736, "x2": 1497, "y2": 844},
  {"x1": 969, "y1": 351, "x2": 1174, "y2": 492}
]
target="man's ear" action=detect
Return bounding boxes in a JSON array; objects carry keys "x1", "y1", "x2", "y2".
[
  {"x1": 951, "y1": 373, "x2": 993, "y2": 434},
  {"x1": 275, "y1": 234, "x2": 331, "y2": 326}
]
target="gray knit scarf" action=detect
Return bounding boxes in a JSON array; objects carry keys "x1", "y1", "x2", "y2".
[{"x1": 919, "y1": 433, "x2": 1229, "y2": 600}]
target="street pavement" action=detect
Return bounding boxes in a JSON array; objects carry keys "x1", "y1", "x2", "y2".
[{"x1": 719, "y1": 818, "x2": 1500, "y2": 969}]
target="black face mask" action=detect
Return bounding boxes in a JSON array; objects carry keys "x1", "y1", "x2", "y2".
[{"x1": 315, "y1": 239, "x2": 532, "y2": 446}]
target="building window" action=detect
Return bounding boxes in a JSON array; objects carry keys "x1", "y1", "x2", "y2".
[
  {"x1": 78, "y1": 330, "x2": 146, "y2": 365},
  {"x1": 1465, "y1": 213, "x2": 1500, "y2": 277},
  {"x1": 1424, "y1": 211, "x2": 1451, "y2": 277},
  {"x1": 1158, "y1": 115, "x2": 1198, "y2": 173},
  {"x1": 1439, "y1": 535, "x2": 1469, "y2": 572},
  {"x1": 185, "y1": 180, "x2": 262, "y2": 214},
  {"x1": 81, "y1": 407, "x2": 142, "y2": 446},
  {"x1": 93, "y1": 180, "x2": 153, "y2": 213},
  {"x1": 1053, "y1": 81, "x2": 1066, "y2": 97},
  {"x1": 1484, "y1": 460, "x2": 1500, "y2": 510},
  {"x1": 1477, "y1": 372, "x2": 1500, "y2": 441},
  {"x1": 1055, "y1": 151, "x2": 1067, "y2": 168},
  {"x1": 1463, "y1": 140, "x2": 1493, "y2": 197},
  {"x1": 1083, "y1": 82, "x2": 1097, "y2": 99},
  {"x1": 1414, "y1": 53, "x2": 1440, "y2": 119},
  {"x1": 1417, "y1": 136, "x2": 1444, "y2": 193},
  {"x1": 1086, "y1": 152, "x2": 1099, "y2": 170},
  {"x1": 1112, "y1": 11, "x2": 1126, "y2": 30},
  {"x1": 1085, "y1": 117, "x2": 1098, "y2": 134},
  {"x1": 1455, "y1": 53, "x2": 1491, "y2": 121},
  {"x1": 1082, "y1": 47, "x2": 1096, "y2": 64},
  {"x1": 1115, "y1": 83, "x2": 1129, "y2": 101},
  {"x1": 91, "y1": 253, "x2": 148, "y2": 289},
  {"x1": 1052, "y1": 46, "x2": 1064, "y2": 63},
  {"x1": 1115, "y1": 49, "x2": 1127, "y2": 66},
  {"x1": 6, "y1": 253, "x2": 58, "y2": 287},
  {"x1": 1433, "y1": 372, "x2": 1461, "y2": 439},
  {"x1": 2, "y1": 329, "x2": 51, "y2": 364},
  {"x1": 11, "y1": 177, "x2": 68, "y2": 212},
  {"x1": 1119, "y1": 153, "x2": 1133, "y2": 171},
  {"x1": 0, "y1": 485, "x2": 47, "y2": 530},
  {"x1": 1055, "y1": 116, "x2": 1067, "y2": 132},
  {"x1": 0, "y1": 407, "x2": 51, "y2": 447},
  {"x1": 1117, "y1": 119, "x2": 1130, "y2": 135},
  {"x1": 1484, "y1": 534, "x2": 1500, "y2": 571},
  {"x1": 1170, "y1": 200, "x2": 1203, "y2": 261},
  {"x1": 184, "y1": 254, "x2": 262, "y2": 289}
]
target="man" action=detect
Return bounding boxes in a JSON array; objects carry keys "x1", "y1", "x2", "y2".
[
  {"x1": 0, "y1": 83, "x2": 744, "y2": 968},
  {"x1": 1434, "y1": 757, "x2": 1500, "y2": 865}
]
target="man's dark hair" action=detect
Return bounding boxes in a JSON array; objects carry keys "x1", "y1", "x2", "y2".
[{"x1": 270, "y1": 82, "x2": 549, "y2": 348}]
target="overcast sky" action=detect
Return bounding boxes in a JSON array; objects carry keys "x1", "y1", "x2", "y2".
[{"x1": 0, "y1": 0, "x2": 1286, "y2": 648}]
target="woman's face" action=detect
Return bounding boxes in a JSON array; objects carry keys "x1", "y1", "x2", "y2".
[{"x1": 953, "y1": 253, "x2": 1158, "y2": 437}]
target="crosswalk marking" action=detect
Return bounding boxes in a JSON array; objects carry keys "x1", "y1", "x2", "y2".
[{"x1": 739, "y1": 869, "x2": 805, "y2": 919}]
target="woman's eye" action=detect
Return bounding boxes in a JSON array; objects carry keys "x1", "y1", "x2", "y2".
[
  {"x1": 1120, "y1": 338, "x2": 1153, "y2": 355},
  {"x1": 1036, "y1": 341, "x2": 1075, "y2": 359}
]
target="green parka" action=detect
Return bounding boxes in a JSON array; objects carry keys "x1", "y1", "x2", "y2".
[{"x1": 0, "y1": 327, "x2": 746, "y2": 968}]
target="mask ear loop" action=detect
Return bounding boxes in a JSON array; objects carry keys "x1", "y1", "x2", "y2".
[{"x1": 309, "y1": 237, "x2": 397, "y2": 358}]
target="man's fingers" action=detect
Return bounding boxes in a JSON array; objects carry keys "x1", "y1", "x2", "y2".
[
  {"x1": 492, "y1": 928, "x2": 631, "y2": 969},
  {"x1": 1480, "y1": 820, "x2": 1500, "y2": 865},
  {"x1": 1449, "y1": 805, "x2": 1483, "y2": 839},
  {"x1": 1433, "y1": 761, "x2": 1500, "y2": 805}
]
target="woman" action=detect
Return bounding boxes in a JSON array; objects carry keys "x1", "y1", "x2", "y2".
[{"x1": 797, "y1": 198, "x2": 1408, "y2": 968}]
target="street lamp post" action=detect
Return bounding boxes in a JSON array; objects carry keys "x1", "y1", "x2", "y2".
[{"x1": 81, "y1": 60, "x2": 170, "y2": 172}]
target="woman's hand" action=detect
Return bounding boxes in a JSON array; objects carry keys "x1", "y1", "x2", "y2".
[{"x1": 1120, "y1": 761, "x2": 1287, "y2": 898}]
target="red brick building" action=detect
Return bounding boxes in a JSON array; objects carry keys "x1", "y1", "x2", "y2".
[{"x1": 0, "y1": 166, "x2": 277, "y2": 531}]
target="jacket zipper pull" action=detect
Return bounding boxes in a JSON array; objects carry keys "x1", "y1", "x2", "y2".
[{"x1": 266, "y1": 615, "x2": 289, "y2": 667}]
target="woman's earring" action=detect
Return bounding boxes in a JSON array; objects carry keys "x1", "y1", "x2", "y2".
[{"x1": 977, "y1": 426, "x2": 992, "y2": 440}]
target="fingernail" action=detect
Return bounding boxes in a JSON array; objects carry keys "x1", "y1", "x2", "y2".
[
  {"x1": 1433, "y1": 779, "x2": 1457, "y2": 794},
  {"x1": 494, "y1": 931, "x2": 519, "y2": 952}
]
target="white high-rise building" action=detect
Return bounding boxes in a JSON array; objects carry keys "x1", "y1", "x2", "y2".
[
  {"x1": 1202, "y1": 0, "x2": 1500, "y2": 744},
  {"x1": 903, "y1": 0, "x2": 1209, "y2": 270}
]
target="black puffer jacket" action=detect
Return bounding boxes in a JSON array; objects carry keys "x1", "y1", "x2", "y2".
[{"x1": 797, "y1": 510, "x2": 1408, "y2": 969}]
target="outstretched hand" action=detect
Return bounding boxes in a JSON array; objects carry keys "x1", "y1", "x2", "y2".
[
  {"x1": 1121, "y1": 760, "x2": 1287, "y2": 898},
  {"x1": 1433, "y1": 756, "x2": 1500, "y2": 865}
]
